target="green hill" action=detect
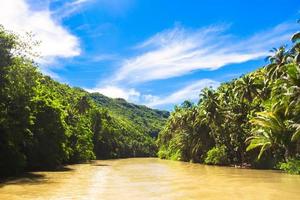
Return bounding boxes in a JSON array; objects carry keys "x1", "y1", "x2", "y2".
[{"x1": 89, "y1": 93, "x2": 169, "y2": 138}]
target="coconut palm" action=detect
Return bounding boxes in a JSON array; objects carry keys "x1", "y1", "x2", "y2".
[
  {"x1": 246, "y1": 108, "x2": 296, "y2": 160},
  {"x1": 234, "y1": 75, "x2": 260, "y2": 102},
  {"x1": 285, "y1": 63, "x2": 300, "y2": 91},
  {"x1": 265, "y1": 46, "x2": 290, "y2": 80},
  {"x1": 199, "y1": 88, "x2": 220, "y2": 124},
  {"x1": 291, "y1": 33, "x2": 300, "y2": 64}
]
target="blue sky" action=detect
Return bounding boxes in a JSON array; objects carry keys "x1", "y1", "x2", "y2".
[{"x1": 1, "y1": 0, "x2": 300, "y2": 110}]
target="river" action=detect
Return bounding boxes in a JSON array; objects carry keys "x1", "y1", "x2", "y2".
[{"x1": 0, "y1": 158, "x2": 299, "y2": 200}]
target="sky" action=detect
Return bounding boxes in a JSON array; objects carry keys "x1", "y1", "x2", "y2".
[{"x1": 0, "y1": 0, "x2": 299, "y2": 110}]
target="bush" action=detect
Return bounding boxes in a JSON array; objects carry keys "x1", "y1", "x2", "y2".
[
  {"x1": 204, "y1": 145, "x2": 228, "y2": 165},
  {"x1": 157, "y1": 144, "x2": 182, "y2": 161},
  {"x1": 278, "y1": 159, "x2": 300, "y2": 175},
  {"x1": 170, "y1": 149, "x2": 182, "y2": 161},
  {"x1": 157, "y1": 147, "x2": 167, "y2": 159}
]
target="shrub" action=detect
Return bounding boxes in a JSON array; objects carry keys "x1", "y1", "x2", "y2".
[
  {"x1": 278, "y1": 159, "x2": 300, "y2": 175},
  {"x1": 157, "y1": 147, "x2": 168, "y2": 159},
  {"x1": 204, "y1": 145, "x2": 228, "y2": 165},
  {"x1": 170, "y1": 149, "x2": 182, "y2": 161}
]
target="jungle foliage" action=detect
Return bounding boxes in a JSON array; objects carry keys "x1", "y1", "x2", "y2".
[
  {"x1": 0, "y1": 26, "x2": 168, "y2": 177},
  {"x1": 157, "y1": 23, "x2": 300, "y2": 174}
]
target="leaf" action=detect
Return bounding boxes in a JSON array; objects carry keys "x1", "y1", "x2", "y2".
[
  {"x1": 257, "y1": 143, "x2": 271, "y2": 160},
  {"x1": 291, "y1": 32, "x2": 300, "y2": 44},
  {"x1": 291, "y1": 124, "x2": 300, "y2": 141}
]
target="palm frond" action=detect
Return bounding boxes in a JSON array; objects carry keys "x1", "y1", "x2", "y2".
[
  {"x1": 246, "y1": 134, "x2": 271, "y2": 158},
  {"x1": 291, "y1": 32, "x2": 300, "y2": 44},
  {"x1": 291, "y1": 123, "x2": 300, "y2": 141}
]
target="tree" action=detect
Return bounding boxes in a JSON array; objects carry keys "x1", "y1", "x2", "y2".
[
  {"x1": 234, "y1": 75, "x2": 259, "y2": 102},
  {"x1": 25, "y1": 97, "x2": 68, "y2": 169},
  {"x1": 0, "y1": 27, "x2": 38, "y2": 176},
  {"x1": 266, "y1": 46, "x2": 290, "y2": 80},
  {"x1": 246, "y1": 109, "x2": 296, "y2": 161},
  {"x1": 291, "y1": 19, "x2": 300, "y2": 64},
  {"x1": 291, "y1": 33, "x2": 300, "y2": 64}
]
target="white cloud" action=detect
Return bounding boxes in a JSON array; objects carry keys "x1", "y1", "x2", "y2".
[
  {"x1": 86, "y1": 85, "x2": 141, "y2": 101},
  {"x1": 86, "y1": 79, "x2": 219, "y2": 109},
  {"x1": 0, "y1": 0, "x2": 80, "y2": 64},
  {"x1": 91, "y1": 54, "x2": 119, "y2": 62},
  {"x1": 112, "y1": 23, "x2": 298, "y2": 84},
  {"x1": 73, "y1": 0, "x2": 90, "y2": 5},
  {"x1": 145, "y1": 79, "x2": 220, "y2": 107},
  {"x1": 53, "y1": 0, "x2": 92, "y2": 19}
]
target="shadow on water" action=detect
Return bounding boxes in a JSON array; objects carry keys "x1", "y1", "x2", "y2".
[
  {"x1": 0, "y1": 166, "x2": 74, "y2": 188},
  {"x1": 32, "y1": 166, "x2": 74, "y2": 172},
  {"x1": 0, "y1": 173, "x2": 45, "y2": 188},
  {"x1": 91, "y1": 164, "x2": 110, "y2": 167}
]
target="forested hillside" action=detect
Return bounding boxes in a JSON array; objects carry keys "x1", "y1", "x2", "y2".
[
  {"x1": 90, "y1": 93, "x2": 169, "y2": 137},
  {"x1": 0, "y1": 26, "x2": 168, "y2": 177},
  {"x1": 157, "y1": 24, "x2": 300, "y2": 174}
]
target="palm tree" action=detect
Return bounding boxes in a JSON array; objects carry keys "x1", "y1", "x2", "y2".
[
  {"x1": 281, "y1": 63, "x2": 300, "y2": 143},
  {"x1": 291, "y1": 33, "x2": 300, "y2": 64},
  {"x1": 234, "y1": 75, "x2": 259, "y2": 102},
  {"x1": 284, "y1": 64, "x2": 300, "y2": 99},
  {"x1": 246, "y1": 109, "x2": 295, "y2": 160},
  {"x1": 266, "y1": 46, "x2": 289, "y2": 65},
  {"x1": 199, "y1": 88, "x2": 220, "y2": 124},
  {"x1": 265, "y1": 46, "x2": 290, "y2": 80},
  {"x1": 181, "y1": 100, "x2": 194, "y2": 109}
]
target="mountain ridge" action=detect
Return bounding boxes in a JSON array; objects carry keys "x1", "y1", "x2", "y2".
[{"x1": 89, "y1": 92, "x2": 169, "y2": 137}]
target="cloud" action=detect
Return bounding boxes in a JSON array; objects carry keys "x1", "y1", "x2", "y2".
[
  {"x1": 96, "y1": 0, "x2": 134, "y2": 15},
  {"x1": 85, "y1": 84, "x2": 156, "y2": 106},
  {"x1": 86, "y1": 85, "x2": 141, "y2": 101},
  {"x1": 53, "y1": 0, "x2": 92, "y2": 19},
  {"x1": 86, "y1": 79, "x2": 219, "y2": 109},
  {"x1": 86, "y1": 79, "x2": 218, "y2": 109},
  {"x1": 91, "y1": 54, "x2": 119, "y2": 62},
  {"x1": 0, "y1": 0, "x2": 81, "y2": 64},
  {"x1": 73, "y1": 0, "x2": 90, "y2": 5},
  {"x1": 145, "y1": 79, "x2": 220, "y2": 107},
  {"x1": 111, "y1": 23, "x2": 298, "y2": 84}
]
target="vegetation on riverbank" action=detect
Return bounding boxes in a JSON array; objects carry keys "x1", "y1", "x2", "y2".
[
  {"x1": 1, "y1": 19, "x2": 300, "y2": 177},
  {"x1": 157, "y1": 22, "x2": 300, "y2": 174},
  {"x1": 0, "y1": 26, "x2": 168, "y2": 177}
]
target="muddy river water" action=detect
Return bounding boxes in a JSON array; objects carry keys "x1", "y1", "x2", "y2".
[{"x1": 0, "y1": 158, "x2": 300, "y2": 200}]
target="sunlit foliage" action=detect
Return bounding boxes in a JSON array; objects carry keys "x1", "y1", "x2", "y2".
[
  {"x1": 158, "y1": 22, "x2": 300, "y2": 173},
  {"x1": 0, "y1": 26, "x2": 168, "y2": 177}
]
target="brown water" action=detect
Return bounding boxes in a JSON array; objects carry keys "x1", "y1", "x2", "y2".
[{"x1": 0, "y1": 158, "x2": 300, "y2": 200}]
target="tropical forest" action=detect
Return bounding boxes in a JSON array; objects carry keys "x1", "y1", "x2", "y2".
[{"x1": 1, "y1": 1, "x2": 300, "y2": 200}]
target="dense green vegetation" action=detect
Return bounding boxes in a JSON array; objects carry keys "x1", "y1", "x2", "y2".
[
  {"x1": 157, "y1": 24, "x2": 300, "y2": 174},
  {"x1": 90, "y1": 93, "x2": 169, "y2": 138},
  {"x1": 0, "y1": 26, "x2": 168, "y2": 177},
  {"x1": 1, "y1": 19, "x2": 299, "y2": 177}
]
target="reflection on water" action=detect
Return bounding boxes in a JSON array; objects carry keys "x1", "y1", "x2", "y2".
[{"x1": 0, "y1": 158, "x2": 300, "y2": 200}]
